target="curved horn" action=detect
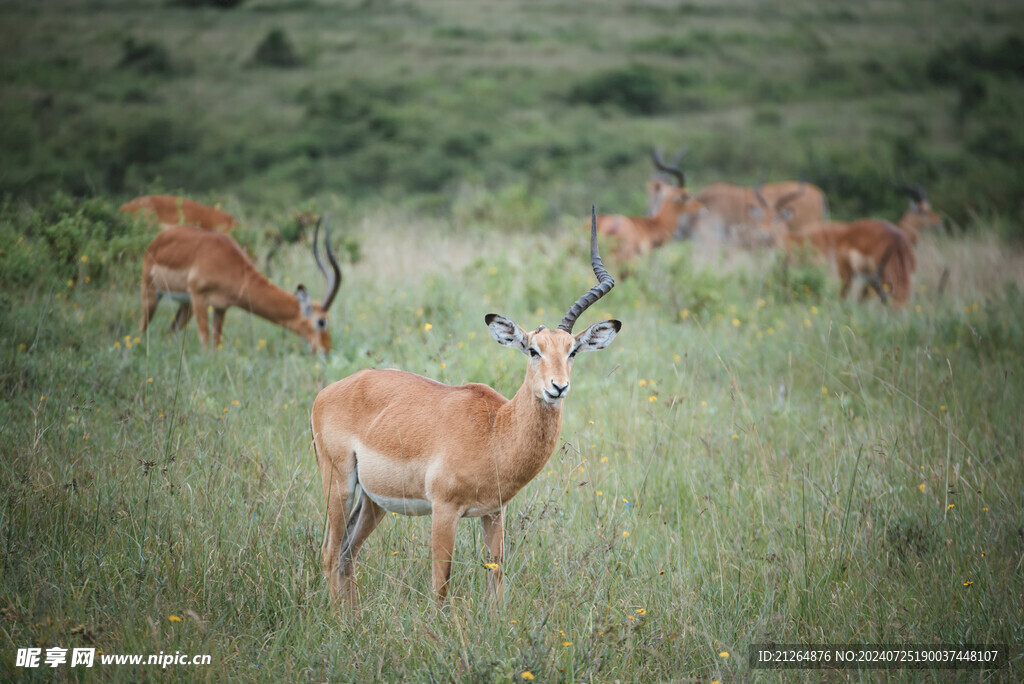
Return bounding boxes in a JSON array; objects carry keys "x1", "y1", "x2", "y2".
[
  {"x1": 774, "y1": 181, "x2": 807, "y2": 211},
  {"x1": 558, "y1": 207, "x2": 615, "y2": 333},
  {"x1": 313, "y1": 215, "x2": 342, "y2": 311},
  {"x1": 650, "y1": 147, "x2": 686, "y2": 187},
  {"x1": 893, "y1": 181, "x2": 927, "y2": 203},
  {"x1": 753, "y1": 183, "x2": 769, "y2": 209}
]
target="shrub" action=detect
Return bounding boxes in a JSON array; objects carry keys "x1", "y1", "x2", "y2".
[
  {"x1": 569, "y1": 64, "x2": 667, "y2": 115},
  {"x1": 0, "y1": 193, "x2": 149, "y2": 288},
  {"x1": 171, "y1": 0, "x2": 245, "y2": 7},
  {"x1": 251, "y1": 28, "x2": 303, "y2": 69},
  {"x1": 118, "y1": 38, "x2": 175, "y2": 76}
]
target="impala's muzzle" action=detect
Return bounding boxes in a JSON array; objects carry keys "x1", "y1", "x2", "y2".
[{"x1": 543, "y1": 380, "x2": 570, "y2": 404}]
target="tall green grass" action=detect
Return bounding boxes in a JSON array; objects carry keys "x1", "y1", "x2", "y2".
[{"x1": 2, "y1": 202, "x2": 1021, "y2": 680}]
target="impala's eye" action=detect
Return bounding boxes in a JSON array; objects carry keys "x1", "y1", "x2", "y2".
[
  {"x1": 529, "y1": 348, "x2": 541, "y2": 358},
  {"x1": 569, "y1": 349, "x2": 578, "y2": 359}
]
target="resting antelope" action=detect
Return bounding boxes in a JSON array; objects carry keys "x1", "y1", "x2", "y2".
[
  {"x1": 311, "y1": 212, "x2": 621, "y2": 605},
  {"x1": 892, "y1": 183, "x2": 943, "y2": 244},
  {"x1": 787, "y1": 219, "x2": 916, "y2": 307},
  {"x1": 120, "y1": 194, "x2": 239, "y2": 232},
  {"x1": 596, "y1": 152, "x2": 704, "y2": 262},
  {"x1": 139, "y1": 218, "x2": 341, "y2": 352}
]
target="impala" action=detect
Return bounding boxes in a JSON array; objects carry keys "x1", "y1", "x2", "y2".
[
  {"x1": 685, "y1": 182, "x2": 802, "y2": 247},
  {"x1": 139, "y1": 218, "x2": 341, "y2": 352},
  {"x1": 892, "y1": 183, "x2": 943, "y2": 244},
  {"x1": 757, "y1": 180, "x2": 830, "y2": 232},
  {"x1": 311, "y1": 212, "x2": 621, "y2": 605},
  {"x1": 596, "y1": 153, "x2": 704, "y2": 262},
  {"x1": 646, "y1": 147, "x2": 688, "y2": 215},
  {"x1": 787, "y1": 219, "x2": 916, "y2": 307},
  {"x1": 120, "y1": 194, "x2": 239, "y2": 232}
]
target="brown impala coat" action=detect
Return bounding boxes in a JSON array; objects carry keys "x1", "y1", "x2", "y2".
[
  {"x1": 121, "y1": 195, "x2": 239, "y2": 232},
  {"x1": 758, "y1": 181, "x2": 829, "y2": 232}
]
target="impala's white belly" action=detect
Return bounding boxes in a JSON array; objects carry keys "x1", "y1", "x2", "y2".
[
  {"x1": 362, "y1": 488, "x2": 432, "y2": 516},
  {"x1": 848, "y1": 249, "x2": 873, "y2": 273},
  {"x1": 353, "y1": 439, "x2": 502, "y2": 519},
  {"x1": 158, "y1": 290, "x2": 191, "y2": 303},
  {"x1": 150, "y1": 265, "x2": 192, "y2": 302}
]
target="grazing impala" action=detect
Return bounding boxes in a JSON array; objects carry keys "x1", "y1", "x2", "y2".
[
  {"x1": 892, "y1": 184, "x2": 943, "y2": 244},
  {"x1": 311, "y1": 212, "x2": 621, "y2": 605},
  {"x1": 597, "y1": 152, "x2": 704, "y2": 262},
  {"x1": 787, "y1": 219, "x2": 916, "y2": 307},
  {"x1": 757, "y1": 181, "x2": 829, "y2": 232},
  {"x1": 140, "y1": 218, "x2": 341, "y2": 352},
  {"x1": 120, "y1": 194, "x2": 239, "y2": 232}
]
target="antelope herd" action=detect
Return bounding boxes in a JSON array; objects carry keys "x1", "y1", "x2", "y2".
[
  {"x1": 119, "y1": 150, "x2": 941, "y2": 607},
  {"x1": 607, "y1": 149, "x2": 942, "y2": 308}
]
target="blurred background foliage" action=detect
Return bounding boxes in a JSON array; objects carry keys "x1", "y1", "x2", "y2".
[{"x1": 1, "y1": 0, "x2": 1022, "y2": 234}]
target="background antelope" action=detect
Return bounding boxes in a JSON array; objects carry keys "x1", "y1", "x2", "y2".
[
  {"x1": 120, "y1": 194, "x2": 239, "y2": 232},
  {"x1": 787, "y1": 219, "x2": 916, "y2": 307},
  {"x1": 758, "y1": 180, "x2": 830, "y2": 232},
  {"x1": 892, "y1": 183, "x2": 943, "y2": 244},
  {"x1": 139, "y1": 218, "x2": 341, "y2": 352},
  {"x1": 596, "y1": 152, "x2": 704, "y2": 263},
  {"x1": 311, "y1": 213, "x2": 621, "y2": 605}
]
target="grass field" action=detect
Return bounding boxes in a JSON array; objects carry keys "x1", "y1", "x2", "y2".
[{"x1": 2, "y1": 0, "x2": 1024, "y2": 681}]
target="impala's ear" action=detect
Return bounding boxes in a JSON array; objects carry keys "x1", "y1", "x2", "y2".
[
  {"x1": 296, "y1": 284, "x2": 313, "y2": 317},
  {"x1": 486, "y1": 313, "x2": 528, "y2": 352},
  {"x1": 574, "y1": 319, "x2": 621, "y2": 352}
]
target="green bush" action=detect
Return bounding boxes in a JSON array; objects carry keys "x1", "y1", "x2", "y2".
[
  {"x1": 118, "y1": 38, "x2": 175, "y2": 76},
  {"x1": 0, "y1": 193, "x2": 149, "y2": 288},
  {"x1": 251, "y1": 28, "x2": 303, "y2": 69},
  {"x1": 569, "y1": 64, "x2": 668, "y2": 115},
  {"x1": 171, "y1": 0, "x2": 245, "y2": 7}
]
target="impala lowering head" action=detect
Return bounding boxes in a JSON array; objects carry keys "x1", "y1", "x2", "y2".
[
  {"x1": 298, "y1": 216, "x2": 343, "y2": 354},
  {"x1": 486, "y1": 207, "x2": 621, "y2": 408}
]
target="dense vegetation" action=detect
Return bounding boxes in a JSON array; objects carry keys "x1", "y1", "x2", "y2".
[
  {"x1": 1, "y1": 0, "x2": 1022, "y2": 681},
  {"x1": 2, "y1": 0, "x2": 1024, "y2": 229}
]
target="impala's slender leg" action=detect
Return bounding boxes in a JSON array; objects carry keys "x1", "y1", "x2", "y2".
[
  {"x1": 190, "y1": 294, "x2": 211, "y2": 348},
  {"x1": 481, "y1": 509, "x2": 504, "y2": 605},
  {"x1": 336, "y1": 491, "x2": 385, "y2": 606},
  {"x1": 171, "y1": 301, "x2": 193, "y2": 333},
  {"x1": 431, "y1": 504, "x2": 462, "y2": 604},
  {"x1": 837, "y1": 260, "x2": 853, "y2": 301},
  {"x1": 318, "y1": 442, "x2": 355, "y2": 599},
  {"x1": 211, "y1": 307, "x2": 227, "y2": 348},
  {"x1": 140, "y1": 270, "x2": 158, "y2": 333}
]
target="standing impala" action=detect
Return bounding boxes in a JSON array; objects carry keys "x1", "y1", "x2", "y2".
[
  {"x1": 120, "y1": 194, "x2": 239, "y2": 232},
  {"x1": 311, "y1": 212, "x2": 621, "y2": 605},
  {"x1": 139, "y1": 218, "x2": 341, "y2": 352},
  {"x1": 787, "y1": 218, "x2": 916, "y2": 307},
  {"x1": 892, "y1": 183, "x2": 943, "y2": 244}
]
